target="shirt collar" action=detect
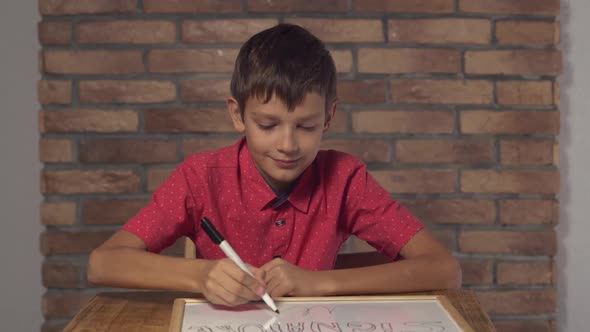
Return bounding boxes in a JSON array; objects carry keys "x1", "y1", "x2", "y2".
[{"x1": 238, "y1": 137, "x2": 314, "y2": 213}]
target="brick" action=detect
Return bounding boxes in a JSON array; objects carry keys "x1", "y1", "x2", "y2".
[
  {"x1": 337, "y1": 80, "x2": 387, "y2": 104},
  {"x1": 352, "y1": 111, "x2": 454, "y2": 134},
  {"x1": 500, "y1": 199, "x2": 558, "y2": 225},
  {"x1": 459, "y1": 231, "x2": 555, "y2": 255},
  {"x1": 320, "y1": 139, "x2": 392, "y2": 163},
  {"x1": 402, "y1": 199, "x2": 495, "y2": 224},
  {"x1": 42, "y1": 170, "x2": 140, "y2": 194},
  {"x1": 40, "y1": 138, "x2": 73, "y2": 163},
  {"x1": 79, "y1": 81, "x2": 176, "y2": 104},
  {"x1": 500, "y1": 140, "x2": 555, "y2": 165},
  {"x1": 460, "y1": 259, "x2": 493, "y2": 285},
  {"x1": 353, "y1": 0, "x2": 454, "y2": 13},
  {"x1": 144, "y1": 0, "x2": 241, "y2": 13},
  {"x1": 460, "y1": 111, "x2": 559, "y2": 135},
  {"x1": 42, "y1": 292, "x2": 94, "y2": 318},
  {"x1": 42, "y1": 262, "x2": 81, "y2": 288},
  {"x1": 461, "y1": 170, "x2": 559, "y2": 194},
  {"x1": 476, "y1": 290, "x2": 556, "y2": 315},
  {"x1": 144, "y1": 109, "x2": 234, "y2": 133},
  {"x1": 329, "y1": 50, "x2": 351, "y2": 73},
  {"x1": 391, "y1": 79, "x2": 493, "y2": 105},
  {"x1": 460, "y1": 0, "x2": 560, "y2": 15},
  {"x1": 465, "y1": 50, "x2": 562, "y2": 75},
  {"x1": 496, "y1": 21, "x2": 558, "y2": 46},
  {"x1": 40, "y1": 110, "x2": 138, "y2": 133},
  {"x1": 181, "y1": 80, "x2": 230, "y2": 102},
  {"x1": 39, "y1": 0, "x2": 137, "y2": 15},
  {"x1": 497, "y1": 81, "x2": 554, "y2": 105},
  {"x1": 389, "y1": 19, "x2": 490, "y2": 44},
  {"x1": 183, "y1": 138, "x2": 237, "y2": 158},
  {"x1": 329, "y1": 110, "x2": 348, "y2": 133},
  {"x1": 371, "y1": 169, "x2": 456, "y2": 193},
  {"x1": 183, "y1": 19, "x2": 277, "y2": 43},
  {"x1": 83, "y1": 199, "x2": 149, "y2": 225},
  {"x1": 248, "y1": 0, "x2": 348, "y2": 12},
  {"x1": 79, "y1": 139, "x2": 177, "y2": 164},
  {"x1": 493, "y1": 320, "x2": 555, "y2": 332},
  {"x1": 431, "y1": 229, "x2": 455, "y2": 250},
  {"x1": 38, "y1": 21, "x2": 71, "y2": 45},
  {"x1": 396, "y1": 139, "x2": 494, "y2": 164},
  {"x1": 43, "y1": 50, "x2": 143, "y2": 74},
  {"x1": 497, "y1": 261, "x2": 553, "y2": 285},
  {"x1": 150, "y1": 49, "x2": 238, "y2": 73},
  {"x1": 41, "y1": 201, "x2": 77, "y2": 226},
  {"x1": 38, "y1": 80, "x2": 72, "y2": 105},
  {"x1": 147, "y1": 167, "x2": 174, "y2": 192},
  {"x1": 359, "y1": 48, "x2": 460, "y2": 73},
  {"x1": 41, "y1": 231, "x2": 113, "y2": 255},
  {"x1": 78, "y1": 20, "x2": 176, "y2": 44},
  {"x1": 285, "y1": 19, "x2": 383, "y2": 42}
]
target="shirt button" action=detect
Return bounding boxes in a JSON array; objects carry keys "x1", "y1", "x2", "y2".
[{"x1": 275, "y1": 219, "x2": 286, "y2": 227}]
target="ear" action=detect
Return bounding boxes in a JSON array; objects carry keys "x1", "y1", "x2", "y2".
[
  {"x1": 227, "y1": 97, "x2": 245, "y2": 133},
  {"x1": 323, "y1": 99, "x2": 338, "y2": 134}
]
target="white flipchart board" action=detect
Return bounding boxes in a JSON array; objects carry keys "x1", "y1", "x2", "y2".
[{"x1": 169, "y1": 296, "x2": 474, "y2": 332}]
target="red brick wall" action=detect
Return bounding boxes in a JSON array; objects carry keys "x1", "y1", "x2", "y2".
[{"x1": 38, "y1": 1, "x2": 561, "y2": 331}]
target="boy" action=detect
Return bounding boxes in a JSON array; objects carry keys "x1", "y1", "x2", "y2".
[{"x1": 88, "y1": 24, "x2": 461, "y2": 307}]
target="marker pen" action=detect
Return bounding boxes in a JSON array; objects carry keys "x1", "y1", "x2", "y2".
[{"x1": 200, "y1": 217, "x2": 279, "y2": 313}]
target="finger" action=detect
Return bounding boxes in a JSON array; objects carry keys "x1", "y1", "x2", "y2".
[
  {"x1": 269, "y1": 282, "x2": 292, "y2": 298},
  {"x1": 264, "y1": 268, "x2": 283, "y2": 296},
  {"x1": 266, "y1": 277, "x2": 281, "y2": 297},
  {"x1": 204, "y1": 280, "x2": 234, "y2": 306},
  {"x1": 206, "y1": 291, "x2": 231, "y2": 307},
  {"x1": 220, "y1": 266, "x2": 263, "y2": 301},
  {"x1": 211, "y1": 279, "x2": 250, "y2": 306},
  {"x1": 249, "y1": 265, "x2": 267, "y2": 287},
  {"x1": 260, "y1": 258, "x2": 283, "y2": 272},
  {"x1": 263, "y1": 263, "x2": 287, "y2": 286}
]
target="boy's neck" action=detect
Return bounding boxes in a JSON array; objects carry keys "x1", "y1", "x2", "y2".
[{"x1": 252, "y1": 161, "x2": 298, "y2": 197}]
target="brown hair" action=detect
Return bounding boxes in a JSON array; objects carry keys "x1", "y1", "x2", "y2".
[{"x1": 230, "y1": 24, "x2": 337, "y2": 117}]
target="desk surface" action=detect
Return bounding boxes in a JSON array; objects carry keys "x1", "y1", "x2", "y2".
[{"x1": 63, "y1": 290, "x2": 495, "y2": 332}]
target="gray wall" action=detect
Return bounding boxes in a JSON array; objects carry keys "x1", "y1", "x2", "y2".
[
  {"x1": 558, "y1": 0, "x2": 590, "y2": 331},
  {"x1": 0, "y1": 0, "x2": 588, "y2": 331},
  {"x1": 0, "y1": 1, "x2": 42, "y2": 331}
]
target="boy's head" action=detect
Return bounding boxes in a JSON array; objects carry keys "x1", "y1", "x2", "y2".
[
  {"x1": 229, "y1": 23, "x2": 337, "y2": 119},
  {"x1": 227, "y1": 24, "x2": 338, "y2": 193}
]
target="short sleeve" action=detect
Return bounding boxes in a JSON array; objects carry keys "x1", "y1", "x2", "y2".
[
  {"x1": 343, "y1": 163, "x2": 424, "y2": 259},
  {"x1": 122, "y1": 162, "x2": 200, "y2": 253}
]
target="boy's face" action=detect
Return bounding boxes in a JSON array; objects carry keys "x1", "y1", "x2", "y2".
[{"x1": 228, "y1": 92, "x2": 335, "y2": 192}]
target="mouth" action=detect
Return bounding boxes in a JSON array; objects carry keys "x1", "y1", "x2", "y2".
[{"x1": 271, "y1": 157, "x2": 301, "y2": 168}]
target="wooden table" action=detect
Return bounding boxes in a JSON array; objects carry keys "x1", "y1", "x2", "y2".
[{"x1": 63, "y1": 290, "x2": 495, "y2": 332}]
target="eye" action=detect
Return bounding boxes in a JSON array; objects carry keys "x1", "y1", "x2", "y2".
[
  {"x1": 257, "y1": 123, "x2": 276, "y2": 131},
  {"x1": 299, "y1": 125, "x2": 317, "y2": 131}
]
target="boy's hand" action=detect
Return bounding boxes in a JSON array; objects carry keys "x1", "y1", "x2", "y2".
[
  {"x1": 196, "y1": 258, "x2": 267, "y2": 306},
  {"x1": 260, "y1": 258, "x2": 319, "y2": 297}
]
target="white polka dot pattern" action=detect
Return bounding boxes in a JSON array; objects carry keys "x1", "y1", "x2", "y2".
[{"x1": 122, "y1": 137, "x2": 423, "y2": 270}]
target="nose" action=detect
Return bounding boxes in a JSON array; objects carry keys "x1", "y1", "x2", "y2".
[{"x1": 277, "y1": 127, "x2": 299, "y2": 155}]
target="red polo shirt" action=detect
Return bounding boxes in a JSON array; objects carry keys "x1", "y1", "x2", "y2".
[{"x1": 122, "y1": 137, "x2": 423, "y2": 270}]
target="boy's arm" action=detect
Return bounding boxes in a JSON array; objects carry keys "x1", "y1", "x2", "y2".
[
  {"x1": 262, "y1": 228, "x2": 461, "y2": 297},
  {"x1": 87, "y1": 230, "x2": 204, "y2": 292},
  {"x1": 317, "y1": 228, "x2": 461, "y2": 295},
  {"x1": 87, "y1": 230, "x2": 267, "y2": 305}
]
